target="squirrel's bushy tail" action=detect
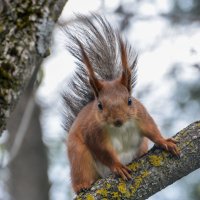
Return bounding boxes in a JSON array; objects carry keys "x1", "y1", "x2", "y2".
[{"x1": 61, "y1": 14, "x2": 137, "y2": 132}]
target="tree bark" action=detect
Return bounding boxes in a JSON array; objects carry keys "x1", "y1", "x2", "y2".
[
  {"x1": 75, "y1": 121, "x2": 200, "y2": 200},
  {"x1": 0, "y1": 0, "x2": 67, "y2": 135}
]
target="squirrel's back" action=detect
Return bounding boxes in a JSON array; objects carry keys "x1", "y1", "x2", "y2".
[{"x1": 61, "y1": 14, "x2": 137, "y2": 132}]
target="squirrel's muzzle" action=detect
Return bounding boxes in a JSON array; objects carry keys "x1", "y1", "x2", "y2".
[{"x1": 114, "y1": 119, "x2": 123, "y2": 127}]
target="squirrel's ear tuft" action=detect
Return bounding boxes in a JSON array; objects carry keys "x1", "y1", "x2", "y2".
[
  {"x1": 76, "y1": 39, "x2": 102, "y2": 97},
  {"x1": 119, "y1": 37, "x2": 132, "y2": 92},
  {"x1": 89, "y1": 77, "x2": 102, "y2": 98}
]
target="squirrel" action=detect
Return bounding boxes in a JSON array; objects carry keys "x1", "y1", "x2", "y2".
[{"x1": 61, "y1": 14, "x2": 180, "y2": 194}]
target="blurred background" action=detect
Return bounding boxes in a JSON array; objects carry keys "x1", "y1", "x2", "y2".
[{"x1": 0, "y1": 0, "x2": 200, "y2": 199}]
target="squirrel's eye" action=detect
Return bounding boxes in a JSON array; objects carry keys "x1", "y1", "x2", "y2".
[
  {"x1": 97, "y1": 101, "x2": 103, "y2": 111},
  {"x1": 128, "y1": 97, "x2": 132, "y2": 106}
]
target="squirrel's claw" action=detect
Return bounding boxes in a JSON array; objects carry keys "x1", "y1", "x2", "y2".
[
  {"x1": 111, "y1": 163, "x2": 132, "y2": 180},
  {"x1": 158, "y1": 138, "x2": 180, "y2": 158}
]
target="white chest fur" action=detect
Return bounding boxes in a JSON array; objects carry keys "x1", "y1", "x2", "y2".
[{"x1": 95, "y1": 120, "x2": 142, "y2": 177}]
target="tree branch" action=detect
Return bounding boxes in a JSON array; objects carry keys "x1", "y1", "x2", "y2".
[
  {"x1": 75, "y1": 121, "x2": 200, "y2": 200},
  {"x1": 0, "y1": 0, "x2": 67, "y2": 135}
]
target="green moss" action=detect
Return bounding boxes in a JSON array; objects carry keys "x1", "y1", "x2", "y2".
[
  {"x1": 111, "y1": 192, "x2": 119, "y2": 198},
  {"x1": 117, "y1": 181, "x2": 131, "y2": 198},
  {"x1": 128, "y1": 162, "x2": 139, "y2": 171},
  {"x1": 162, "y1": 151, "x2": 168, "y2": 156},
  {"x1": 75, "y1": 168, "x2": 150, "y2": 199},
  {"x1": 86, "y1": 194, "x2": 95, "y2": 200},
  {"x1": 117, "y1": 182, "x2": 127, "y2": 194},
  {"x1": 149, "y1": 155, "x2": 163, "y2": 167},
  {"x1": 0, "y1": 25, "x2": 4, "y2": 33},
  {"x1": 13, "y1": 1, "x2": 46, "y2": 30},
  {"x1": 1, "y1": 62, "x2": 15, "y2": 72},
  {"x1": 96, "y1": 188, "x2": 108, "y2": 197},
  {"x1": 196, "y1": 122, "x2": 200, "y2": 128},
  {"x1": 105, "y1": 183, "x2": 111, "y2": 189},
  {"x1": 9, "y1": 47, "x2": 19, "y2": 56},
  {"x1": 130, "y1": 170, "x2": 149, "y2": 195},
  {"x1": 179, "y1": 129, "x2": 188, "y2": 138},
  {"x1": 0, "y1": 70, "x2": 18, "y2": 89}
]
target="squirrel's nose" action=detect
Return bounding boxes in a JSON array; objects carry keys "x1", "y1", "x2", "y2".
[{"x1": 114, "y1": 119, "x2": 123, "y2": 127}]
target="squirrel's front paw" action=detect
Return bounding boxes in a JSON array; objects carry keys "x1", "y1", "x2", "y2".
[
  {"x1": 111, "y1": 162, "x2": 132, "y2": 180},
  {"x1": 74, "y1": 181, "x2": 93, "y2": 194},
  {"x1": 158, "y1": 138, "x2": 180, "y2": 157}
]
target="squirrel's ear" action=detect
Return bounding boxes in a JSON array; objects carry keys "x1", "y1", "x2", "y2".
[
  {"x1": 77, "y1": 39, "x2": 102, "y2": 97},
  {"x1": 119, "y1": 37, "x2": 132, "y2": 92},
  {"x1": 89, "y1": 77, "x2": 102, "y2": 98}
]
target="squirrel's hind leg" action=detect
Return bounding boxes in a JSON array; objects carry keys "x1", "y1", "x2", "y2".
[{"x1": 68, "y1": 138, "x2": 99, "y2": 194}]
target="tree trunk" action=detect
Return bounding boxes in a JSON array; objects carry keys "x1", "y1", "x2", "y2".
[
  {"x1": 6, "y1": 90, "x2": 50, "y2": 200},
  {"x1": 0, "y1": 0, "x2": 67, "y2": 135},
  {"x1": 75, "y1": 121, "x2": 200, "y2": 200}
]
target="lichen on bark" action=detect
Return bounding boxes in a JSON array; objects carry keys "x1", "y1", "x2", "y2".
[
  {"x1": 75, "y1": 121, "x2": 200, "y2": 200},
  {"x1": 0, "y1": 0, "x2": 67, "y2": 134}
]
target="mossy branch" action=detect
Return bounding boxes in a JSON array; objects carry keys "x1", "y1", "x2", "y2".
[
  {"x1": 75, "y1": 121, "x2": 200, "y2": 200},
  {"x1": 0, "y1": 0, "x2": 67, "y2": 135}
]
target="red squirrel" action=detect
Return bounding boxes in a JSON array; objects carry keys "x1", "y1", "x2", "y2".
[{"x1": 62, "y1": 14, "x2": 180, "y2": 194}]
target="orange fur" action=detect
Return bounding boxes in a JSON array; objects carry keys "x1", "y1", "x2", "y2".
[
  {"x1": 67, "y1": 80, "x2": 179, "y2": 193},
  {"x1": 66, "y1": 29, "x2": 179, "y2": 194}
]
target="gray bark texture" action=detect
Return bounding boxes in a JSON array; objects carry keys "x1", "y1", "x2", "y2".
[
  {"x1": 0, "y1": 0, "x2": 67, "y2": 135},
  {"x1": 75, "y1": 121, "x2": 200, "y2": 200}
]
